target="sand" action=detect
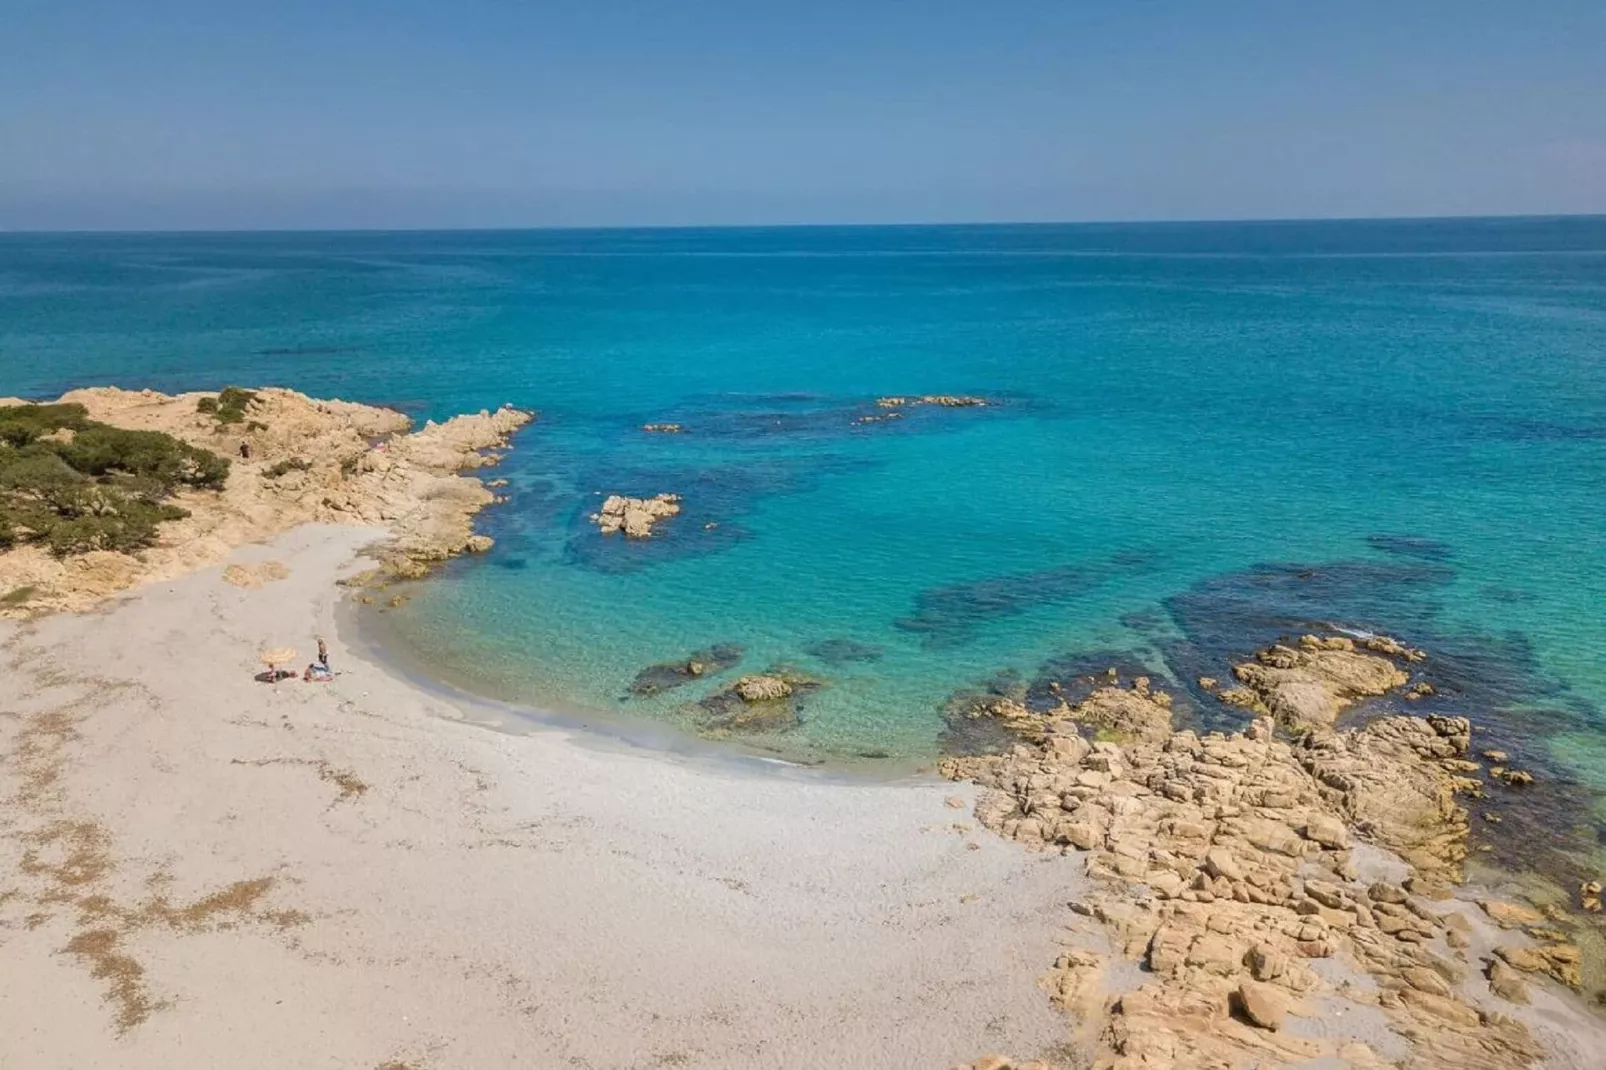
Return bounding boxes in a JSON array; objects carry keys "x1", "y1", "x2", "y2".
[{"x1": 0, "y1": 524, "x2": 1077, "y2": 1069}]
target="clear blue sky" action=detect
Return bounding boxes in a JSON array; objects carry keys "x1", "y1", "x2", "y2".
[{"x1": 2, "y1": 0, "x2": 1603, "y2": 229}]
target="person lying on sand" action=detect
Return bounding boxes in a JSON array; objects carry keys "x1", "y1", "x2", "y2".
[{"x1": 303, "y1": 663, "x2": 333, "y2": 682}]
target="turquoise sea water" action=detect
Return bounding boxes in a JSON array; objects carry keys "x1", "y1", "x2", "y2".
[{"x1": 5, "y1": 221, "x2": 1606, "y2": 824}]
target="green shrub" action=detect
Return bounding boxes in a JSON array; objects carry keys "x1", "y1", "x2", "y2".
[
  {"x1": 197, "y1": 386, "x2": 260, "y2": 426},
  {"x1": 0, "y1": 404, "x2": 227, "y2": 558},
  {"x1": 58, "y1": 425, "x2": 229, "y2": 491},
  {"x1": 40, "y1": 503, "x2": 189, "y2": 556},
  {"x1": 262, "y1": 457, "x2": 311, "y2": 479},
  {"x1": 0, "y1": 403, "x2": 90, "y2": 447}
]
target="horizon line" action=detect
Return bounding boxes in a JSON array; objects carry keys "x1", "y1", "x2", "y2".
[{"x1": 3, "y1": 211, "x2": 1605, "y2": 238}]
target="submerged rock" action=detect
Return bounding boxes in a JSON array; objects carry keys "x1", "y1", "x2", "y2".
[
  {"x1": 628, "y1": 643, "x2": 745, "y2": 697},
  {"x1": 874, "y1": 394, "x2": 989, "y2": 409},
  {"x1": 803, "y1": 637, "x2": 884, "y2": 665},
  {"x1": 697, "y1": 667, "x2": 822, "y2": 735},
  {"x1": 592, "y1": 493, "x2": 682, "y2": 538}
]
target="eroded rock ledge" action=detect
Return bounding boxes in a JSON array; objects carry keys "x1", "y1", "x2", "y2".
[
  {"x1": 0, "y1": 387, "x2": 533, "y2": 613},
  {"x1": 942, "y1": 637, "x2": 1589, "y2": 1070}
]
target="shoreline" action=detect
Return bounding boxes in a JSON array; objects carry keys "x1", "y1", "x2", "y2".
[
  {"x1": 347, "y1": 590, "x2": 949, "y2": 782},
  {"x1": 0, "y1": 523, "x2": 1079, "y2": 1069},
  {"x1": 4, "y1": 385, "x2": 1605, "y2": 1067},
  {"x1": 342, "y1": 590, "x2": 929, "y2": 784}
]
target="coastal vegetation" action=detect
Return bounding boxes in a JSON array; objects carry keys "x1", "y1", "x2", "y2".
[
  {"x1": 262, "y1": 457, "x2": 311, "y2": 479},
  {"x1": 195, "y1": 385, "x2": 261, "y2": 427},
  {"x1": 0, "y1": 402, "x2": 228, "y2": 556},
  {"x1": 0, "y1": 386, "x2": 532, "y2": 615}
]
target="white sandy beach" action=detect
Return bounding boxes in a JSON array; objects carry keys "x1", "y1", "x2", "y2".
[{"x1": 0, "y1": 524, "x2": 1078, "y2": 1069}]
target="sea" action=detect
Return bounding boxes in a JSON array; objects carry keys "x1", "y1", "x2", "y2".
[{"x1": 4, "y1": 219, "x2": 1606, "y2": 857}]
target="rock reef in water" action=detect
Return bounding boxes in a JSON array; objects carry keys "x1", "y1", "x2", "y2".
[
  {"x1": 1225, "y1": 634, "x2": 1415, "y2": 729},
  {"x1": 942, "y1": 636, "x2": 1584, "y2": 1070},
  {"x1": 803, "y1": 637, "x2": 885, "y2": 665},
  {"x1": 697, "y1": 668, "x2": 822, "y2": 735},
  {"x1": 0, "y1": 387, "x2": 533, "y2": 614},
  {"x1": 874, "y1": 394, "x2": 989, "y2": 409},
  {"x1": 592, "y1": 494, "x2": 682, "y2": 539},
  {"x1": 628, "y1": 643, "x2": 745, "y2": 697}
]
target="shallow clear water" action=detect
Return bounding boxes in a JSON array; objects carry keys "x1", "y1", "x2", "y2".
[{"x1": 5, "y1": 222, "x2": 1606, "y2": 802}]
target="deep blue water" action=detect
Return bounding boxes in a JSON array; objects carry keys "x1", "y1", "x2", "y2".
[{"x1": 4, "y1": 221, "x2": 1606, "y2": 812}]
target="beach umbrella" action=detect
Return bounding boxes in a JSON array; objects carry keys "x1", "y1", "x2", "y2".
[{"x1": 259, "y1": 647, "x2": 296, "y2": 679}]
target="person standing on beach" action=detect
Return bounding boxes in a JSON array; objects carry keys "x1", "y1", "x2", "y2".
[{"x1": 317, "y1": 636, "x2": 329, "y2": 668}]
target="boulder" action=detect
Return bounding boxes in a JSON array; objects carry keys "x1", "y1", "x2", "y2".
[
  {"x1": 1479, "y1": 899, "x2": 1544, "y2": 928},
  {"x1": 1487, "y1": 959, "x2": 1531, "y2": 1004},
  {"x1": 1235, "y1": 980, "x2": 1289, "y2": 1030},
  {"x1": 593, "y1": 493, "x2": 682, "y2": 538},
  {"x1": 734, "y1": 674, "x2": 792, "y2": 703},
  {"x1": 1302, "y1": 815, "x2": 1349, "y2": 850}
]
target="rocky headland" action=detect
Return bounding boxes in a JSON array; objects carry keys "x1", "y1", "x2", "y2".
[
  {"x1": 0, "y1": 386, "x2": 532, "y2": 615},
  {"x1": 941, "y1": 634, "x2": 1603, "y2": 1069}
]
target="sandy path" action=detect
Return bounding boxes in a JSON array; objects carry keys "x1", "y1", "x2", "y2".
[{"x1": 0, "y1": 525, "x2": 1077, "y2": 1070}]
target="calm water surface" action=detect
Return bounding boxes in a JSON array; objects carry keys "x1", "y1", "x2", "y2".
[{"x1": 4, "y1": 221, "x2": 1606, "y2": 827}]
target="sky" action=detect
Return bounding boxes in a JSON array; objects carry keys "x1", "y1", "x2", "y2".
[{"x1": 2, "y1": 0, "x2": 1604, "y2": 230}]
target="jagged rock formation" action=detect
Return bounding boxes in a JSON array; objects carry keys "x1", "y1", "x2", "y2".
[
  {"x1": 942, "y1": 640, "x2": 1585, "y2": 1070},
  {"x1": 0, "y1": 387, "x2": 532, "y2": 613},
  {"x1": 1226, "y1": 635, "x2": 1410, "y2": 728},
  {"x1": 592, "y1": 494, "x2": 682, "y2": 538}
]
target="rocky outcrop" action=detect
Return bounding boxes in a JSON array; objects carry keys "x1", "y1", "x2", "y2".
[
  {"x1": 734, "y1": 674, "x2": 793, "y2": 702},
  {"x1": 697, "y1": 668, "x2": 821, "y2": 735},
  {"x1": 0, "y1": 387, "x2": 533, "y2": 613},
  {"x1": 1227, "y1": 634, "x2": 1411, "y2": 728},
  {"x1": 875, "y1": 394, "x2": 989, "y2": 409},
  {"x1": 942, "y1": 637, "x2": 1569, "y2": 1070},
  {"x1": 592, "y1": 494, "x2": 681, "y2": 539}
]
